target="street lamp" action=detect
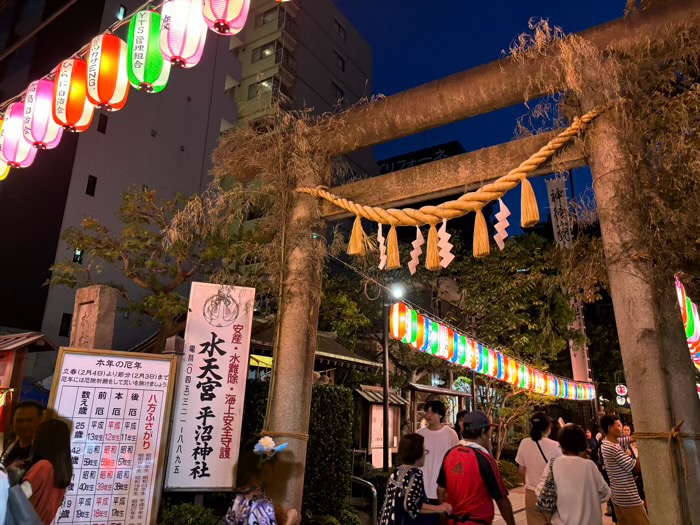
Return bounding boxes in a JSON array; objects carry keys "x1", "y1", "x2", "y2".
[{"x1": 383, "y1": 282, "x2": 404, "y2": 471}]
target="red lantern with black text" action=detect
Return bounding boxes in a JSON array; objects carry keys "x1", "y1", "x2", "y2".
[
  {"x1": 53, "y1": 59, "x2": 95, "y2": 132},
  {"x1": 87, "y1": 34, "x2": 130, "y2": 111}
]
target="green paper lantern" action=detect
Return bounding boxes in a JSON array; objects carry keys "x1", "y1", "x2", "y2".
[{"x1": 127, "y1": 10, "x2": 171, "y2": 93}]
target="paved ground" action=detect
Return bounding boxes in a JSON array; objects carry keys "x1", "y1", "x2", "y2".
[{"x1": 493, "y1": 486, "x2": 614, "y2": 525}]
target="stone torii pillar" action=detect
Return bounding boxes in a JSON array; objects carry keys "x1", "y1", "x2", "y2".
[{"x1": 581, "y1": 94, "x2": 700, "y2": 523}]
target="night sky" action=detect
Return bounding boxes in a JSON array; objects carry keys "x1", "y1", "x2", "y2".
[{"x1": 333, "y1": 0, "x2": 625, "y2": 219}]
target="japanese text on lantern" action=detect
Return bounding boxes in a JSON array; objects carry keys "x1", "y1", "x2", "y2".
[
  {"x1": 165, "y1": 283, "x2": 255, "y2": 491},
  {"x1": 50, "y1": 349, "x2": 174, "y2": 525}
]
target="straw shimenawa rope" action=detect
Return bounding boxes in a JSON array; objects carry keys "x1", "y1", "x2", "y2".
[
  {"x1": 297, "y1": 107, "x2": 603, "y2": 227},
  {"x1": 634, "y1": 420, "x2": 700, "y2": 482}
]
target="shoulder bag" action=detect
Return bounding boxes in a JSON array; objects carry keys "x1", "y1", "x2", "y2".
[{"x1": 536, "y1": 458, "x2": 557, "y2": 516}]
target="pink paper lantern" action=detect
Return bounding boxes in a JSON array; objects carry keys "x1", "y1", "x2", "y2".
[
  {"x1": 160, "y1": 0, "x2": 208, "y2": 68},
  {"x1": 23, "y1": 79, "x2": 63, "y2": 149},
  {"x1": 0, "y1": 103, "x2": 37, "y2": 168},
  {"x1": 202, "y1": 0, "x2": 251, "y2": 35}
]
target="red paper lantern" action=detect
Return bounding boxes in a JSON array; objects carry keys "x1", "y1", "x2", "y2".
[
  {"x1": 389, "y1": 303, "x2": 408, "y2": 340},
  {"x1": 53, "y1": 59, "x2": 95, "y2": 132},
  {"x1": 87, "y1": 34, "x2": 130, "y2": 111}
]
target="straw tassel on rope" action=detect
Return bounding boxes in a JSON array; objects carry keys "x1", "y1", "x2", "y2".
[
  {"x1": 347, "y1": 215, "x2": 369, "y2": 256},
  {"x1": 473, "y1": 209, "x2": 490, "y2": 257},
  {"x1": 425, "y1": 223, "x2": 441, "y2": 270},
  {"x1": 386, "y1": 224, "x2": 401, "y2": 269},
  {"x1": 520, "y1": 178, "x2": 540, "y2": 228}
]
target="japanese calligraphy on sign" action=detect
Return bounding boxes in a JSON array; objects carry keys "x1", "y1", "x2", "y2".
[
  {"x1": 545, "y1": 176, "x2": 573, "y2": 249},
  {"x1": 165, "y1": 283, "x2": 255, "y2": 491},
  {"x1": 48, "y1": 348, "x2": 176, "y2": 525}
]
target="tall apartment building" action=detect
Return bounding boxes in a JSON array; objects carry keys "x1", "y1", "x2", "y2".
[
  {"x1": 0, "y1": 0, "x2": 374, "y2": 358},
  {"x1": 0, "y1": 0, "x2": 240, "y2": 356},
  {"x1": 230, "y1": 0, "x2": 376, "y2": 176}
]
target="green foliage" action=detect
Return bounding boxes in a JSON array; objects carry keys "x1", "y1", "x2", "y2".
[
  {"x1": 308, "y1": 516, "x2": 342, "y2": 525},
  {"x1": 450, "y1": 234, "x2": 576, "y2": 365},
  {"x1": 360, "y1": 470, "x2": 391, "y2": 509},
  {"x1": 319, "y1": 276, "x2": 372, "y2": 350},
  {"x1": 497, "y1": 460, "x2": 522, "y2": 490},
  {"x1": 158, "y1": 504, "x2": 217, "y2": 525},
  {"x1": 47, "y1": 188, "x2": 228, "y2": 350},
  {"x1": 303, "y1": 385, "x2": 354, "y2": 520},
  {"x1": 240, "y1": 380, "x2": 269, "y2": 446},
  {"x1": 338, "y1": 509, "x2": 362, "y2": 525}
]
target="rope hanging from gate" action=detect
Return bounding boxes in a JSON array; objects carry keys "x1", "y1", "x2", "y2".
[
  {"x1": 297, "y1": 106, "x2": 604, "y2": 268},
  {"x1": 634, "y1": 420, "x2": 700, "y2": 482}
]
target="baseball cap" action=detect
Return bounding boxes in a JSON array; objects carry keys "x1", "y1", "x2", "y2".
[{"x1": 463, "y1": 410, "x2": 492, "y2": 431}]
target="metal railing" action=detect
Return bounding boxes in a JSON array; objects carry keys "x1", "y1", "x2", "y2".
[{"x1": 351, "y1": 476, "x2": 377, "y2": 525}]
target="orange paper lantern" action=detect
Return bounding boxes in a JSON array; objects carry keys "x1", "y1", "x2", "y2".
[
  {"x1": 87, "y1": 34, "x2": 130, "y2": 111},
  {"x1": 53, "y1": 59, "x2": 95, "y2": 132}
]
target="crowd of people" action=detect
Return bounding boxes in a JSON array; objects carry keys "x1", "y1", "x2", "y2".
[
  {"x1": 0, "y1": 401, "x2": 72, "y2": 525},
  {"x1": 379, "y1": 400, "x2": 649, "y2": 525}
]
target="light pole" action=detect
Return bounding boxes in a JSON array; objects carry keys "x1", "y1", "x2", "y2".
[{"x1": 383, "y1": 282, "x2": 404, "y2": 472}]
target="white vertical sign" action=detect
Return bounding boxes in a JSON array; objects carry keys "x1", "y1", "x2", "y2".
[
  {"x1": 49, "y1": 348, "x2": 176, "y2": 525},
  {"x1": 165, "y1": 283, "x2": 255, "y2": 491}
]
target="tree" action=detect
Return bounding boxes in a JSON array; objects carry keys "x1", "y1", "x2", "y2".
[{"x1": 48, "y1": 187, "x2": 226, "y2": 353}]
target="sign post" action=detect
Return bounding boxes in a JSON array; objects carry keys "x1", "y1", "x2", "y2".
[
  {"x1": 48, "y1": 347, "x2": 177, "y2": 525},
  {"x1": 165, "y1": 283, "x2": 255, "y2": 491}
]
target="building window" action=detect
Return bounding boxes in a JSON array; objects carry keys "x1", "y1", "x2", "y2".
[
  {"x1": 97, "y1": 113, "x2": 108, "y2": 134},
  {"x1": 151, "y1": 129, "x2": 157, "y2": 137},
  {"x1": 332, "y1": 82, "x2": 344, "y2": 103},
  {"x1": 59, "y1": 313, "x2": 72, "y2": 338},
  {"x1": 117, "y1": 4, "x2": 127, "y2": 20},
  {"x1": 334, "y1": 20, "x2": 346, "y2": 41},
  {"x1": 86, "y1": 175, "x2": 97, "y2": 196},
  {"x1": 73, "y1": 248, "x2": 83, "y2": 264},
  {"x1": 255, "y1": 6, "x2": 279, "y2": 28},
  {"x1": 248, "y1": 78, "x2": 276, "y2": 100},
  {"x1": 251, "y1": 41, "x2": 276, "y2": 63},
  {"x1": 334, "y1": 50, "x2": 345, "y2": 71}
]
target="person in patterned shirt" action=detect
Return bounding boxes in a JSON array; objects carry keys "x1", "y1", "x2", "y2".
[{"x1": 379, "y1": 434, "x2": 452, "y2": 525}]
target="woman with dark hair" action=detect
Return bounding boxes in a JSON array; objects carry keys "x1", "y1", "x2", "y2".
[
  {"x1": 515, "y1": 412, "x2": 562, "y2": 525},
  {"x1": 453, "y1": 410, "x2": 468, "y2": 437},
  {"x1": 20, "y1": 419, "x2": 72, "y2": 525},
  {"x1": 379, "y1": 434, "x2": 452, "y2": 525},
  {"x1": 535, "y1": 425, "x2": 610, "y2": 525}
]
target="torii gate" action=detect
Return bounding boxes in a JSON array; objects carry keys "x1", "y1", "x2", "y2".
[{"x1": 222, "y1": 2, "x2": 700, "y2": 523}]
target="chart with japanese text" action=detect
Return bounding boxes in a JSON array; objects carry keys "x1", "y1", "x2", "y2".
[{"x1": 50, "y1": 349, "x2": 176, "y2": 525}]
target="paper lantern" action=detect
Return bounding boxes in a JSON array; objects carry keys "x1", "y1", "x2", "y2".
[
  {"x1": 87, "y1": 34, "x2": 130, "y2": 110},
  {"x1": 23, "y1": 79, "x2": 63, "y2": 148},
  {"x1": 202, "y1": 0, "x2": 251, "y2": 35},
  {"x1": 0, "y1": 103, "x2": 37, "y2": 168},
  {"x1": 128, "y1": 10, "x2": 171, "y2": 93},
  {"x1": 402, "y1": 309, "x2": 418, "y2": 345},
  {"x1": 160, "y1": 0, "x2": 208, "y2": 68},
  {"x1": 496, "y1": 352, "x2": 505, "y2": 380},
  {"x1": 427, "y1": 321, "x2": 439, "y2": 355},
  {"x1": 411, "y1": 314, "x2": 427, "y2": 351},
  {"x1": 53, "y1": 59, "x2": 94, "y2": 132},
  {"x1": 389, "y1": 303, "x2": 407, "y2": 341},
  {"x1": 437, "y1": 325, "x2": 451, "y2": 359},
  {"x1": 456, "y1": 335, "x2": 467, "y2": 366},
  {"x1": 0, "y1": 158, "x2": 9, "y2": 180}
]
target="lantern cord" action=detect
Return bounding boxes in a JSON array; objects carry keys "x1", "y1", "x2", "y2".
[
  {"x1": 321, "y1": 238, "x2": 593, "y2": 389},
  {"x1": 0, "y1": 0, "x2": 165, "y2": 114},
  {"x1": 296, "y1": 107, "x2": 604, "y2": 226}
]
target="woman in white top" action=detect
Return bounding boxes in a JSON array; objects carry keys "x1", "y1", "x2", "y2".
[
  {"x1": 536, "y1": 424, "x2": 610, "y2": 525},
  {"x1": 515, "y1": 412, "x2": 562, "y2": 525}
]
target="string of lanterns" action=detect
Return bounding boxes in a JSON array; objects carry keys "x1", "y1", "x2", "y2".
[
  {"x1": 675, "y1": 276, "x2": 700, "y2": 373},
  {"x1": 0, "y1": 0, "x2": 292, "y2": 181},
  {"x1": 389, "y1": 302, "x2": 597, "y2": 401}
]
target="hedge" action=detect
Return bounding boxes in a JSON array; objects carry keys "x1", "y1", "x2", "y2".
[{"x1": 302, "y1": 384, "x2": 354, "y2": 520}]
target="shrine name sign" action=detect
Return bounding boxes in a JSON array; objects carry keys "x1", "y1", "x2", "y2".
[{"x1": 165, "y1": 283, "x2": 255, "y2": 491}]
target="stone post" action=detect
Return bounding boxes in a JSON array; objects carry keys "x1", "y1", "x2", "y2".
[
  {"x1": 584, "y1": 101, "x2": 700, "y2": 524},
  {"x1": 69, "y1": 285, "x2": 119, "y2": 350},
  {"x1": 262, "y1": 157, "x2": 330, "y2": 514}
]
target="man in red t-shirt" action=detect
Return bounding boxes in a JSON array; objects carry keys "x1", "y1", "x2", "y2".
[{"x1": 437, "y1": 410, "x2": 515, "y2": 525}]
